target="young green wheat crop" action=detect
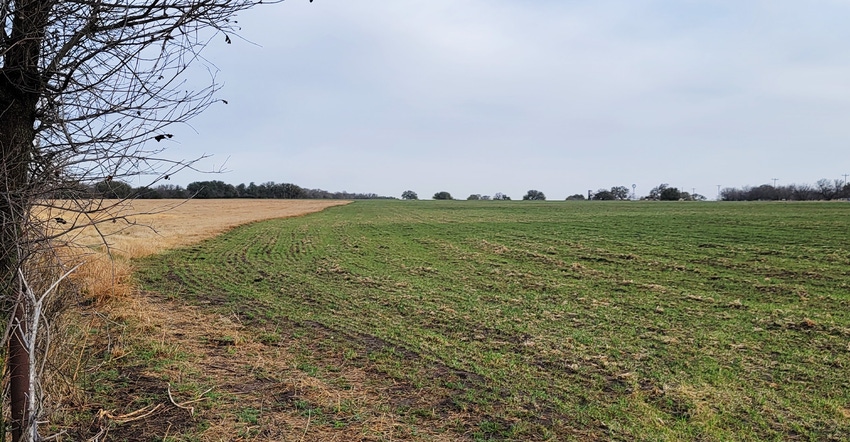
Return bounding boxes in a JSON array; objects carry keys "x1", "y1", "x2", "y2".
[{"x1": 139, "y1": 201, "x2": 850, "y2": 440}]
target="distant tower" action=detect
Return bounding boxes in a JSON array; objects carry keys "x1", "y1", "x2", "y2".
[{"x1": 631, "y1": 184, "x2": 636, "y2": 200}]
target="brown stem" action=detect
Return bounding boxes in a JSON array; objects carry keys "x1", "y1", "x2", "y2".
[{"x1": 9, "y1": 300, "x2": 30, "y2": 442}]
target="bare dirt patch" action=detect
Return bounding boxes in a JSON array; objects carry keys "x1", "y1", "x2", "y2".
[{"x1": 81, "y1": 294, "x2": 473, "y2": 441}]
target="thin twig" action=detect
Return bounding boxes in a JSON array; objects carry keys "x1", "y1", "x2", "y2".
[
  {"x1": 98, "y1": 403, "x2": 162, "y2": 423},
  {"x1": 41, "y1": 429, "x2": 68, "y2": 441},
  {"x1": 86, "y1": 426, "x2": 107, "y2": 442},
  {"x1": 167, "y1": 383, "x2": 213, "y2": 416},
  {"x1": 299, "y1": 408, "x2": 312, "y2": 442}
]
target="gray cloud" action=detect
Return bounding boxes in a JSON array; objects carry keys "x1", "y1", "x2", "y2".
[{"x1": 169, "y1": 0, "x2": 850, "y2": 199}]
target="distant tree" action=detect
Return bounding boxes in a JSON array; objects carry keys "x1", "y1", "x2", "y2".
[
  {"x1": 302, "y1": 188, "x2": 387, "y2": 199},
  {"x1": 493, "y1": 192, "x2": 511, "y2": 200},
  {"x1": 610, "y1": 186, "x2": 630, "y2": 200},
  {"x1": 816, "y1": 179, "x2": 837, "y2": 200},
  {"x1": 721, "y1": 186, "x2": 744, "y2": 201},
  {"x1": 840, "y1": 182, "x2": 850, "y2": 199},
  {"x1": 523, "y1": 190, "x2": 546, "y2": 200},
  {"x1": 402, "y1": 190, "x2": 418, "y2": 200},
  {"x1": 480, "y1": 195, "x2": 492, "y2": 201},
  {"x1": 95, "y1": 180, "x2": 134, "y2": 199},
  {"x1": 749, "y1": 184, "x2": 778, "y2": 201},
  {"x1": 245, "y1": 182, "x2": 260, "y2": 198},
  {"x1": 152, "y1": 184, "x2": 189, "y2": 199},
  {"x1": 791, "y1": 184, "x2": 815, "y2": 201},
  {"x1": 281, "y1": 183, "x2": 306, "y2": 199},
  {"x1": 660, "y1": 186, "x2": 682, "y2": 201},
  {"x1": 135, "y1": 184, "x2": 186, "y2": 199},
  {"x1": 592, "y1": 189, "x2": 615, "y2": 200},
  {"x1": 566, "y1": 194, "x2": 586, "y2": 200},
  {"x1": 834, "y1": 179, "x2": 846, "y2": 199},
  {"x1": 131, "y1": 180, "x2": 393, "y2": 200},
  {"x1": 467, "y1": 194, "x2": 481, "y2": 200},
  {"x1": 719, "y1": 182, "x2": 840, "y2": 201},
  {"x1": 187, "y1": 180, "x2": 238, "y2": 198},
  {"x1": 433, "y1": 191, "x2": 453, "y2": 200},
  {"x1": 649, "y1": 183, "x2": 669, "y2": 200}
]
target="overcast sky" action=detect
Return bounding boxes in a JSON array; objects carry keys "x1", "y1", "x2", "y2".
[{"x1": 166, "y1": 0, "x2": 850, "y2": 200}]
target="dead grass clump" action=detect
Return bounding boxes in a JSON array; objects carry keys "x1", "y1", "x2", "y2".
[{"x1": 70, "y1": 253, "x2": 135, "y2": 302}]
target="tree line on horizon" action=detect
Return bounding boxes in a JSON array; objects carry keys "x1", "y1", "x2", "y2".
[
  {"x1": 85, "y1": 180, "x2": 394, "y2": 200},
  {"x1": 404, "y1": 185, "x2": 705, "y2": 202},
  {"x1": 720, "y1": 179, "x2": 850, "y2": 201},
  {"x1": 403, "y1": 178, "x2": 850, "y2": 202},
  {"x1": 83, "y1": 177, "x2": 850, "y2": 202}
]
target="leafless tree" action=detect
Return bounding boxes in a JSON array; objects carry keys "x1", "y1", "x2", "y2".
[
  {"x1": 816, "y1": 179, "x2": 837, "y2": 200},
  {"x1": 0, "y1": 0, "x2": 296, "y2": 440}
]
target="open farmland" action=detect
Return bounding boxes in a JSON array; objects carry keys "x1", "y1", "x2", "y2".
[
  {"x1": 46, "y1": 199, "x2": 348, "y2": 300},
  {"x1": 49, "y1": 198, "x2": 350, "y2": 258},
  {"x1": 134, "y1": 201, "x2": 850, "y2": 441}
]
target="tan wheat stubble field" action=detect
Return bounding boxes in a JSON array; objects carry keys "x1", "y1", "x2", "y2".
[{"x1": 50, "y1": 199, "x2": 350, "y2": 300}]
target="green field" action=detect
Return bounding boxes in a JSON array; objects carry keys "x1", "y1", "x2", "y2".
[{"x1": 139, "y1": 201, "x2": 850, "y2": 441}]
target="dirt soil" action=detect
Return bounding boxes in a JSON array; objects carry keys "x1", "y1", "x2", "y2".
[{"x1": 89, "y1": 294, "x2": 474, "y2": 441}]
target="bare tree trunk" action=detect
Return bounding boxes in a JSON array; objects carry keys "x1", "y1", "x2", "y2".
[
  {"x1": 0, "y1": 117, "x2": 36, "y2": 442},
  {"x1": 0, "y1": 99, "x2": 35, "y2": 440},
  {"x1": 9, "y1": 303, "x2": 29, "y2": 442},
  {"x1": 1, "y1": 2, "x2": 45, "y2": 433}
]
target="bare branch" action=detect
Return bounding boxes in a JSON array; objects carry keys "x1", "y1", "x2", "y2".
[{"x1": 0, "y1": 0, "x2": 295, "y2": 440}]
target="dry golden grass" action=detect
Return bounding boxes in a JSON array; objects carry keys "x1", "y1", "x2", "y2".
[
  {"x1": 49, "y1": 199, "x2": 349, "y2": 302},
  {"x1": 58, "y1": 198, "x2": 349, "y2": 257}
]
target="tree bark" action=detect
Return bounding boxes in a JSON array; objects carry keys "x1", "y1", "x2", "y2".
[
  {"x1": 8, "y1": 303, "x2": 29, "y2": 442},
  {"x1": 0, "y1": 94, "x2": 38, "y2": 442},
  {"x1": 1, "y1": 1, "x2": 50, "y2": 439}
]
